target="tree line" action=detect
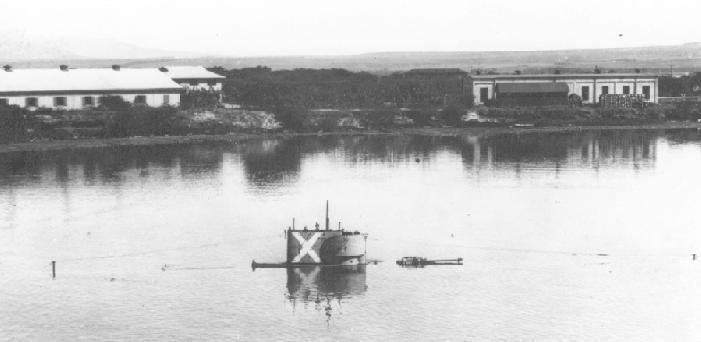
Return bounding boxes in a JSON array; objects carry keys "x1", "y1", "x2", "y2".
[{"x1": 208, "y1": 66, "x2": 474, "y2": 111}]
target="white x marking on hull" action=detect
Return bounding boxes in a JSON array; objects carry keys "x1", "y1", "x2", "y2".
[{"x1": 292, "y1": 232, "x2": 321, "y2": 263}]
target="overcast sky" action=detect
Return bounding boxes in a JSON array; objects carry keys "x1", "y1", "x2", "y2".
[{"x1": 2, "y1": 0, "x2": 699, "y2": 56}]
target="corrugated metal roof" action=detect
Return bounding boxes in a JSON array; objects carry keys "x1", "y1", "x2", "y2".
[
  {"x1": 0, "y1": 68, "x2": 183, "y2": 93},
  {"x1": 160, "y1": 66, "x2": 225, "y2": 79},
  {"x1": 473, "y1": 73, "x2": 659, "y2": 80},
  {"x1": 496, "y1": 83, "x2": 569, "y2": 94}
]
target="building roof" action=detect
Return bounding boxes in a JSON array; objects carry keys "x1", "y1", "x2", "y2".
[
  {"x1": 473, "y1": 73, "x2": 660, "y2": 80},
  {"x1": 496, "y1": 83, "x2": 569, "y2": 94},
  {"x1": 407, "y1": 68, "x2": 467, "y2": 75},
  {"x1": 159, "y1": 66, "x2": 225, "y2": 80},
  {"x1": 0, "y1": 68, "x2": 184, "y2": 95}
]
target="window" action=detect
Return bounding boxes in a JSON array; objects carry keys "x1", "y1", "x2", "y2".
[
  {"x1": 189, "y1": 81, "x2": 199, "y2": 86},
  {"x1": 623, "y1": 86, "x2": 630, "y2": 94},
  {"x1": 642, "y1": 86, "x2": 651, "y2": 100},
  {"x1": 25, "y1": 97, "x2": 38, "y2": 107},
  {"x1": 82, "y1": 96, "x2": 94, "y2": 107},
  {"x1": 134, "y1": 95, "x2": 147, "y2": 105},
  {"x1": 207, "y1": 81, "x2": 217, "y2": 86},
  {"x1": 54, "y1": 97, "x2": 67, "y2": 107},
  {"x1": 163, "y1": 95, "x2": 170, "y2": 105},
  {"x1": 601, "y1": 86, "x2": 609, "y2": 95},
  {"x1": 581, "y1": 86, "x2": 590, "y2": 102},
  {"x1": 0, "y1": 98, "x2": 8, "y2": 106}
]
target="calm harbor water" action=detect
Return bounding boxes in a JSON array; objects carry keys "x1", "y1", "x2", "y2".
[{"x1": 2, "y1": 130, "x2": 701, "y2": 341}]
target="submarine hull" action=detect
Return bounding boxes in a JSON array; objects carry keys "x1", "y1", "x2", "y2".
[{"x1": 286, "y1": 230, "x2": 367, "y2": 266}]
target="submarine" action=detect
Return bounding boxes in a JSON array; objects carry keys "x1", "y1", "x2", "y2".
[{"x1": 252, "y1": 201, "x2": 368, "y2": 269}]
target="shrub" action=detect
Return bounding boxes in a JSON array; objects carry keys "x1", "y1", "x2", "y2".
[
  {"x1": 476, "y1": 105, "x2": 587, "y2": 124},
  {"x1": 358, "y1": 110, "x2": 396, "y2": 129},
  {"x1": 272, "y1": 106, "x2": 308, "y2": 130},
  {"x1": 642, "y1": 104, "x2": 674, "y2": 120},
  {"x1": 317, "y1": 115, "x2": 340, "y2": 132},
  {"x1": 181, "y1": 92, "x2": 220, "y2": 109},
  {"x1": 102, "y1": 106, "x2": 186, "y2": 137},
  {"x1": 98, "y1": 96, "x2": 131, "y2": 111},
  {"x1": 597, "y1": 108, "x2": 638, "y2": 120},
  {"x1": 441, "y1": 105, "x2": 465, "y2": 127},
  {"x1": 405, "y1": 109, "x2": 436, "y2": 127},
  {"x1": 663, "y1": 102, "x2": 701, "y2": 121},
  {"x1": 0, "y1": 103, "x2": 29, "y2": 143},
  {"x1": 537, "y1": 107, "x2": 578, "y2": 120}
]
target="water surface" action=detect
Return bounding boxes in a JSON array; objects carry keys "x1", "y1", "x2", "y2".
[{"x1": 2, "y1": 130, "x2": 701, "y2": 341}]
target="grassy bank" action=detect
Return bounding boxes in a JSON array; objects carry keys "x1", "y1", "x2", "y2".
[{"x1": 2, "y1": 121, "x2": 701, "y2": 154}]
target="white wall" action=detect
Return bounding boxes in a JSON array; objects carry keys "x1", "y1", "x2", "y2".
[
  {"x1": 473, "y1": 82, "x2": 494, "y2": 104},
  {"x1": 473, "y1": 77, "x2": 658, "y2": 105},
  {"x1": 120, "y1": 93, "x2": 181, "y2": 107},
  {"x1": 0, "y1": 93, "x2": 181, "y2": 110}
]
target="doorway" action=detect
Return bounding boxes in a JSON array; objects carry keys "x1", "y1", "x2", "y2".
[{"x1": 479, "y1": 87, "x2": 489, "y2": 103}]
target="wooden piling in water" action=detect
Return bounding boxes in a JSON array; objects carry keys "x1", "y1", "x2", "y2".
[{"x1": 51, "y1": 261, "x2": 56, "y2": 279}]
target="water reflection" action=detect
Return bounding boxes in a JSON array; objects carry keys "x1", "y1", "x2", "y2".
[
  {"x1": 239, "y1": 139, "x2": 301, "y2": 188},
  {"x1": 286, "y1": 265, "x2": 367, "y2": 321},
  {"x1": 178, "y1": 145, "x2": 223, "y2": 178},
  {"x1": 0, "y1": 130, "x2": 678, "y2": 190},
  {"x1": 664, "y1": 128, "x2": 701, "y2": 144},
  {"x1": 459, "y1": 131, "x2": 657, "y2": 169},
  {"x1": 0, "y1": 144, "x2": 224, "y2": 187}
]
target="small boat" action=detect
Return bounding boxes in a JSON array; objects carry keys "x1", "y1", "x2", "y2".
[{"x1": 396, "y1": 256, "x2": 463, "y2": 267}]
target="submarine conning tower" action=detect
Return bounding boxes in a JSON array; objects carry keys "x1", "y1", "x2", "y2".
[
  {"x1": 286, "y1": 229, "x2": 367, "y2": 266},
  {"x1": 286, "y1": 201, "x2": 367, "y2": 266}
]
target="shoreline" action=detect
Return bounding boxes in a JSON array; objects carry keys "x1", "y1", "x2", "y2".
[{"x1": 2, "y1": 121, "x2": 701, "y2": 154}]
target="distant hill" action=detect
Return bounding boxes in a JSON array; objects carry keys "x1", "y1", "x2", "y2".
[
  {"x1": 113, "y1": 43, "x2": 701, "y2": 74},
  {"x1": 0, "y1": 31, "x2": 198, "y2": 61},
  {"x1": 4, "y1": 41, "x2": 701, "y2": 74}
]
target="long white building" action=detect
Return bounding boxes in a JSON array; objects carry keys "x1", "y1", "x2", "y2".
[
  {"x1": 158, "y1": 66, "x2": 225, "y2": 92},
  {"x1": 0, "y1": 65, "x2": 184, "y2": 110},
  {"x1": 473, "y1": 73, "x2": 659, "y2": 105}
]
